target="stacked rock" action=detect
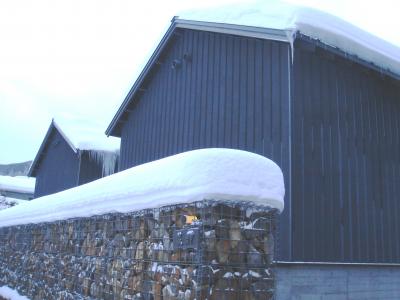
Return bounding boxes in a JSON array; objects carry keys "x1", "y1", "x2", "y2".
[{"x1": 0, "y1": 200, "x2": 277, "y2": 300}]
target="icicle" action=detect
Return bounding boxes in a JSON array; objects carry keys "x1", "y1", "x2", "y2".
[
  {"x1": 87, "y1": 150, "x2": 119, "y2": 177},
  {"x1": 285, "y1": 29, "x2": 297, "y2": 63}
]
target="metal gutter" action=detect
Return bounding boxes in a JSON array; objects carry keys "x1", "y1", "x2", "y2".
[
  {"x1": 295, "y1": 33, "x2": 400, "y2": 82},
  {"x1": 174, "y1": 18, "x2": 290, "y2": 43}
]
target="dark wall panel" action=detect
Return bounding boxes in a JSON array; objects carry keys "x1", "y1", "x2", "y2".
[
  {"x1": 119, "y1": 29, "x2": 292, "y2": 259},
  {"x1": 291, "y1": 42, "x2": 400, "y2": 263},
  {"x1": 78, "y1": 151, "x2": 103, "y2": 186},
  {"x1": 34, "y1": 129, "x2": 79, "y2": 198}
]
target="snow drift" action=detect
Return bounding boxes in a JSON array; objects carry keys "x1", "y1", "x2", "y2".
[{"x1": 0, "y1": 149, "x2": 285, "y2": 228}]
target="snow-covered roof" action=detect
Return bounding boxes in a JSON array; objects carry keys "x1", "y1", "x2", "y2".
[
  {"x1": 28, "y1": 119, "x2": 120, "y2": 177},
  {"x1": 53, "y1": 119, "x2": 120, "y2": 153},
  {"x1": 178, "y1": 1, "x2": 400, "y2": 78},
  {"x1": 106, "y1": 1, "x2": 400, "y2": 137},
  {"x1": 0, "y1": 176, "x2": 35, "y2": 194},
  {"x1": 0, "y1": 148, "x2": 285, "y2": 227}
]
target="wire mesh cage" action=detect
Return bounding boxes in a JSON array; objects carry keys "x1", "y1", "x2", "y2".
[{"x1": 0, "y1": 200, "x2": 278, "y2": 300}]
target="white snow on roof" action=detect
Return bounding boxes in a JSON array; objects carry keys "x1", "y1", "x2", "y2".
[
  {"x1": 0, "y1": 148, "x2": 285, "y2": 228},
  {"x1": 53, "y1": 118, "x2": 120, "y2": 153},
  {"x1": 178, "y1": 0, "x2": 400, "y2": 77},
  {"x1": 0, "y1": 176, "x2": 35, "y2": 194}
]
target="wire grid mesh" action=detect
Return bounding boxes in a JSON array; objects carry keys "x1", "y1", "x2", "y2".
[{"x1": 0, "y1": 200, "x2": 277, "y2": 300}]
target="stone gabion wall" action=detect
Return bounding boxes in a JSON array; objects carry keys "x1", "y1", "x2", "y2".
[{"x1": 0, "y1": 200, "x2": 276, "y2": 300}]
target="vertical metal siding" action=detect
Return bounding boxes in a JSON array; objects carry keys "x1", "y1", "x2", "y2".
[
  {"x1": 34, "y1": 129, "x2": 79, "y2": 198},
  {"x1": 292, "y1": 42, "x2": 400, "y2": 263},
  {"x1": 78, "y1": 151, "x2": 104, "y2": 185},
  {"x1": 119, "y1": 28, "x2": 292, "y2": 259}
]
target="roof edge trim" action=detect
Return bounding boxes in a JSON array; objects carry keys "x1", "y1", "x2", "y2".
[{"x1": 175, "y1": 18, "x2": 290, "y2": 42}]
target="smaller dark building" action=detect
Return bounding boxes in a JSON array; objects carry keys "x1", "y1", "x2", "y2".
[{"x1": 28, "y1": 120, "x2": 120, "y2": 198}]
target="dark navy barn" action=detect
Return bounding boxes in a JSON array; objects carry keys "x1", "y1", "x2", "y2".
[
  {"x1": 106, "y1": 11, "x2": 400, "y2": 297},
  {"x1": 29, "y1": 121, "x2": 119, "y2": 198}
]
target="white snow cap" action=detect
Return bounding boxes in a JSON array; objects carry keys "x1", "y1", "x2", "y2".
[
  {"x1": 0, "y1": 148, "x2": 285, "y2": 227},
  {"x1": 178, "y1": 0, "x2": 400, "y2": 77},
  {"x1": 0, "y1": 176, "x2": 35, "y2": 194},
  {"x1": 53, "y1": 117, "x2": 120, "y2": 152}
]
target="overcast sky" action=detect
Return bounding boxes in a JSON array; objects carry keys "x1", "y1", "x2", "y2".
[{"x1": 0, "y1": 0, "x2": 399, "y2": 164}]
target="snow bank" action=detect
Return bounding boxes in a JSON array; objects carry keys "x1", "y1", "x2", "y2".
[
  {"x1": 0, "y1": 176, "x2": 35, "y2": 194},
  {"x1": 0, "y1": 286, "x2": 30, "y2": 300},
  {"x1": 0, "y1": 149, "x2": 285, "y2": 228},
  {"x1": 178, "y1": 0, "x2": 400, "y2": 77}
]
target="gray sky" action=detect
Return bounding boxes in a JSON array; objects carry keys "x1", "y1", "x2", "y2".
[{"x1": 0, "y1": 0, "x2": 399, "y2": 164}]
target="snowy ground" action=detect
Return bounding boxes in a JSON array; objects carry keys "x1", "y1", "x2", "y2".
[{"x1": 0, "y1": 286, "x2": 30, "y2": 300}]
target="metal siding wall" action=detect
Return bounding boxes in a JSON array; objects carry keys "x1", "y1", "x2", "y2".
[
  {"x1": 34, "y1": 129, "x2": 79, "y2": 198},
  {"x1": 292, "y1": 44, "x2": 400, "y2": 263},
  {"x1": 119, "y1": 29, "x2": 292, "y2": 259},
  {"x1": 78, "y1": 151, "x2": 103, "y2": 185}
]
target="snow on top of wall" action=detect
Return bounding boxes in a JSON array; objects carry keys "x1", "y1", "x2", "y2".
[
  {"x1": 0, "y1": 196, "x2": 28, "y2": 211},
  {"x1": 178, "y1": 1, "x2": 400, "y2": 77},
  {"x1": 0, "y1": 176, "x2": 35, "y2": 194},
  {"x1": 0, "y1": 149, "x2": 285, "y2": 228},
  {"x1": 0, "y1": 286, "x2": 30, "y2": 300},
  {"x1": 53, "y1": 118, "x2": 120, "y2": 153}
]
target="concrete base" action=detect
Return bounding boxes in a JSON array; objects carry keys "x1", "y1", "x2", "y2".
[{"x1": 275, "y1": 262, "x2": 400, "y2": 300}]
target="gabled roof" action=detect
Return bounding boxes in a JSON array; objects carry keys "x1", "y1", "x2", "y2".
[
  {"x1": 105, "y1": 2, "x2": 400, "y2": 137},
  {"x1": 28, "y1": 119, "x2": 120, "y2": 177},
  {"x1": 28, "y1": 120, "x2": 75, "y2": 177}
]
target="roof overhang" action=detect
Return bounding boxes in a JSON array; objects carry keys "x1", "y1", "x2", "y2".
[
  {"x1": 174, "y1": 18, "x2": 290, "y2": 42},
  {"x1": 105, "y1": 18, "x2": 290, "y2": 137}
]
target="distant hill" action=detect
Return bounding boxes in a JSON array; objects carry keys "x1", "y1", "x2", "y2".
[{"x1": 0, "y1": 161, "x2": 32, "y2": 176}]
